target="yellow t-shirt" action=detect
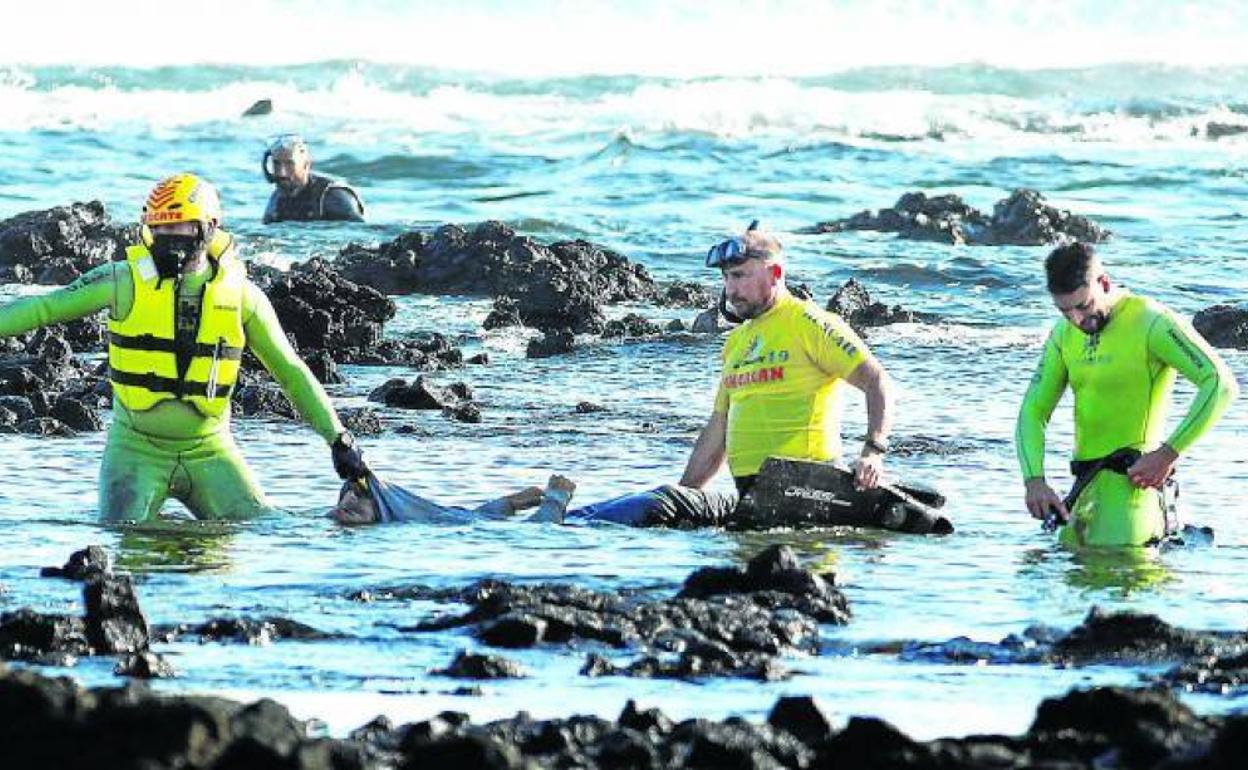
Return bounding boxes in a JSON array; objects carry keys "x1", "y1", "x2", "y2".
[{"x1": 714, "y1": 291, "x2": 869, "y2": 477}]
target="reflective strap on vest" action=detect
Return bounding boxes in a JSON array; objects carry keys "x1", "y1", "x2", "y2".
[
  {"x1": 109, "y1": 368, "x2": 235, "y2": 400},
  {"x1": 109, "y1": 331, "x2": 244, "y2": 361}
]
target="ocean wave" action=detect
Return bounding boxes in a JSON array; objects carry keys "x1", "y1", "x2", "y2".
[{"x1": 3, "y1": 64, "x2": 1248, "y2": 148}]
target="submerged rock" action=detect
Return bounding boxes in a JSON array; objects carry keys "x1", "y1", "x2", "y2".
[
  {"x1": 339, "y1": 407, "x2": 384, "y2": 436},
  {"x1": 810, "y1": 188, "x2": 1110, "y2": 246},
  {"x1": 242, "y1": 98, "x2": 273, "y2": 117},
  {"x1": 432, "y1": 650, "x2": 526, "y2": 680},
  {"x1": 1051, "y1": 606, "x2": 1241, "y2": 663},
  {"x1": 249, "y1": 258, "x2": 465, "y2": 372},
  {"x1": 526, "y1": 329, "x2": 576, "y2": 358},
  {"x1": 115, "y1": 650, "x2": 176, "y2": 679},
  {"x1": 602, "y1": 313, "x2": 663, "y2": 339},
  {"x1": 153, "y1": 616, "x2": 331, "y2": 645},
  {"x1": 251, "y1": 258, "x2": 394, "y2": 359},
  {"x1": 339, "y1": 221, "x2": 652, "y2": 299},
  {"x1": 368, "y1": 377, "x2": 448, "y2": 410},
  {"x1": 339, "y1": 221, "x2": 713, "y2": 338},
  {"x1": 874, "y1": 606, "x2": 1248, "y2": 684}
]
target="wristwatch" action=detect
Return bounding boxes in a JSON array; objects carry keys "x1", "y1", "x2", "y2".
[{"x1": 863, "y1": 437, "x2": 890, "y2": 455}]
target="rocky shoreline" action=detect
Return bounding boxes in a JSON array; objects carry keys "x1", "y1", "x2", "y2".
[
  {"x1": 7, "y1": 546, "x2": 1248, "y2": 768},
  {"x1": 2, "y1": 515, "x2": 1236, "y2": 761},
  {"x1": 2, "y1": 645, "x2": 1245, "y2": 769}
]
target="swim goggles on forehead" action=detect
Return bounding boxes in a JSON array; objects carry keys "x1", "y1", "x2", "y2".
[{"x1": 705, "y1": 219, "x2": 765, "y2": 268}]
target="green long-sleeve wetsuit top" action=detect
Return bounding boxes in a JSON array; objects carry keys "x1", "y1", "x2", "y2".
[
  {"x1": 0, "y1": 260, "x2": 344, "y2": 443},
  {"x1": 1016, "y1": 292, "x2": 1236, "y2": 481}
]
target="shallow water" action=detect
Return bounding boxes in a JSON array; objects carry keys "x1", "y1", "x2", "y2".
[{"x1": 2, "y1": 53, "x2": 1248, "y2": 740}]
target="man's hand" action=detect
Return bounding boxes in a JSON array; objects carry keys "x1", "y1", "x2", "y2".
[
  {"x1": 331, "y1": 432, "x2": 369, "y2": 481},
  {"x1": 1127, "y1": 444, "x2": 1178, "y2": 489},
  {"x1": 854, "y1": 448, "x2": 883, "y2": 489},
  {"x1": 1025, "y1": 478, "x2": 1067, "y2": 523}
]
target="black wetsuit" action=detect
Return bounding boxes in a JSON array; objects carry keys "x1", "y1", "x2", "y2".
[{"x1": 263, "y1": 174, "x2": 365, "y2": 223}]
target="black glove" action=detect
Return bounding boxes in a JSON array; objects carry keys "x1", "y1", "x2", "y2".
[{"x1": 331, "y1": 432, "x2": 369, "y2": 481}]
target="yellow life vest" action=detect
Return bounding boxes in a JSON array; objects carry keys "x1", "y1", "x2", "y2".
[{"x1": 108, "y1": 230, "x2": 247, "y2": 417}]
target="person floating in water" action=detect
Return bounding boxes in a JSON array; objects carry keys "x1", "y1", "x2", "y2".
[
  {"x1": 0, "y1": 173, "x2": 370, "y2": 521},
  {"x1": 1016, "y1": 241, "x2": 1237, "y2": 547},
  {"x1": 329, "y1": 473, "x2": 733, "y2": 528},
  {"x1": 262, "y1": 134, "x2": 365, "y2": 224}
]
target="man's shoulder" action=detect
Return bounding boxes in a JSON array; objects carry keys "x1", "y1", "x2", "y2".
[
  {"x1": 1127, "y1": 293, "x2": 1173, "y2": 320},
  {"x1": 779, "y1": 294, "x2": 861, "y2": 349},
  {"x1": 786, "y1": 295, "x2": 844, "y2": 328}
]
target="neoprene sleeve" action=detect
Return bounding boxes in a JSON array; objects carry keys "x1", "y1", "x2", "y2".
[
  {"x1": 1148, "y1": 310, "x2": 1238, "y2": 454},
  {"x1": 1015, "y1": 330, "x2": 1067, "y2": 480},
  {"x1": 241, "y1": 283, "x2": 344, "y2": 442},
  {"x1": 0, "y1": 263, "x2": 121, "y2": 335}
]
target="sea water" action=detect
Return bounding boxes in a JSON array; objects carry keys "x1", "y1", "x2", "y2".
[{"x1": 1, "y1": 0, "x2": 1247, "y2": 741}]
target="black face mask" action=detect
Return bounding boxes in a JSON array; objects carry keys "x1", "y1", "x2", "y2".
[{"x1": 150, "y1": 234, "x2": 201, "y2": 280}]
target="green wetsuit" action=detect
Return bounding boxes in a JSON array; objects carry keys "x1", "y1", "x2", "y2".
[
  {"x1": 1016, "y1": 292, "x2": 1237, "y2": 547},
  {"x1": 0, "y1": 259, "x2": 344, "y2": 521}
]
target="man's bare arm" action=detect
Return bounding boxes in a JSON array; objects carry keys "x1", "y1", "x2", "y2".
[{"x1": 679, "y1": 411, "x2": 728, "y2": 489}]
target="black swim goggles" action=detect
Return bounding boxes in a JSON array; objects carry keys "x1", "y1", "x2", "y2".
[{"x1": 705, "y1": 219, "x2": 766, "y2": 268}]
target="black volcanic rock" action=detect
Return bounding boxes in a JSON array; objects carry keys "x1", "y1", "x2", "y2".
[
  {"x1": 526, "y1": 330, "x2": 575, "y2": 358},
  {"x1": 826, "y1": 278, "x2": 930, "y2": 333},
  {"x1": 396, "y1": 546, "x2": 847, "y2": 680},
  {"x1": 83, "y1": 575, "x2": 149, "y2": 655},
  {"x1": 432, "y1": 650, "x2": 526, "y2": 680},
  {"x1": 40, "y1": 545, "x2": 111, "y2": 581},
  {"x1": 811, "y1": 188, "x2": 1110, "y2": 246},
  {"x1": 153, "y1": 616, "x2": 330, "y2": 645},
  {"x1": 340, "y1": 221, "x2": 661, "y2": 335},
  {"x1": 1194, "y1": 303, "x2": 1248, "y2": 350},
  {"x1": 0, "y1": 201, "x2": 134, "y2": 285}
]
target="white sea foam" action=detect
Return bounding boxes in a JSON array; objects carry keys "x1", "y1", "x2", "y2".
[{"x1": 3, "y1": 68, "x2": 1248, "y2": 152}]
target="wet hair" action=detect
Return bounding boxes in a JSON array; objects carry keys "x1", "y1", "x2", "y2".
[{"x1": 1045, "y1": 242, "x2": 1100, "y2": 294}]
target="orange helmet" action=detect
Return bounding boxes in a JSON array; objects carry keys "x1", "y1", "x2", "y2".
[{"x1": 141, "y1": 173, "x2": 222, "y2": 231}]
